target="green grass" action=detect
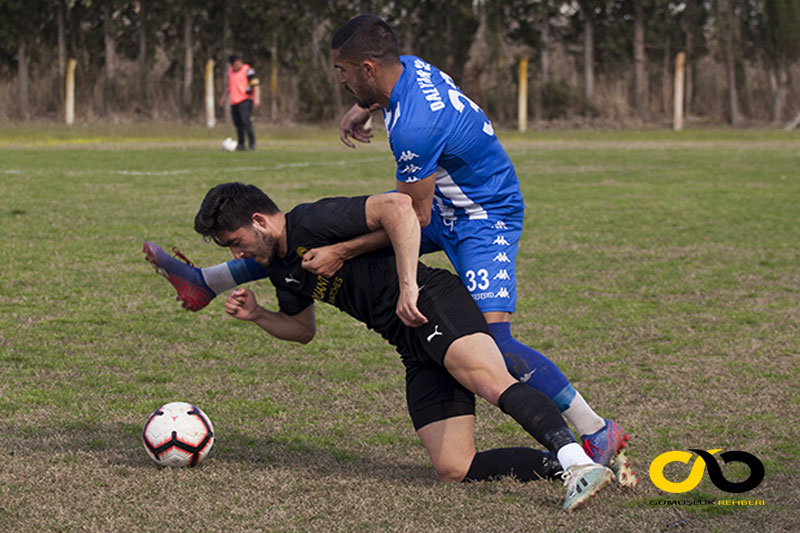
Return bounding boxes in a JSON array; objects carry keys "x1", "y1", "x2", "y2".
[{"x1": 0, "y1": 124, "x2": 798, "y2": 532}]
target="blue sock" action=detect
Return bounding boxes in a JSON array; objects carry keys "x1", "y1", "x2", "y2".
[
  {"x1": 487, "y1": 322, "x2": 576, "y2": 411},
  {"x1": 227, "y1": 258, "x2": 269, "y2": 284}
]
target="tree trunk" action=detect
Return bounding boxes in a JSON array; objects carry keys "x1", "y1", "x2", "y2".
[
  {"x1": 662, "y1": 37, "x2": 671, "y2": 117},
  {"x1": 220, "y1": 0, "x2": 230, "y2": 123},
  {"x1": 138, "y1": 0, "x2": 148, "y2": 104},
  {"x1": 57, "y1": 0, "x2": 66, "y2": 79},
  {"x1": 312, "y1": 18, "x2": 342, "y2": 118},
  {"x1": 182, "y1": 6, "x2": 193, "y2": 114},
  {"x1": 633, "y1": 0, "x2": 646, "y2": 119},
  {"x1": 535, "y1": 17, "x2": 551, "y2": 123},
  {"x1": 464, "y1": 10, "x2": 488, "y2": 102},
  {"x1": 770, "y1": 63, "x2": 787, "y2": 125},
  {"x1": 540, "y1": 19, "x2": 551, "y2": 85},
  {"x1": 103, "y1": 3, "x2": 115, "y2": 81},
  {"x1": 719, "y1": 0, "x2": 740, "y2": 125},
  {"x1": 684, "y1": 13, "x2": 694, "y2": 117},
  {"x1": 57, "y1": 0, "x2": 67, "y2": 109},
  {"x1": 270, "y1": 37, "x2": 278, "y2": 122},
  {"x1": 17, "y1": 39, "x2": 29, "y2": 120},
  {"x1": 583, "y1": 13, "x2": 594, "y2": 107},
  {"x1": 685, "y1": 60, "x2": 693, "y2": 117}
]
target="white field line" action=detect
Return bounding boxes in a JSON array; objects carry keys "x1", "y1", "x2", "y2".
[{"x1": 1, "y1": 156, "x2": 390, "y2": 177}]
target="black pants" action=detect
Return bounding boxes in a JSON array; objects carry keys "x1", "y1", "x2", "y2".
[{"x1": 231, "y1": 100, "x2": 255, "y2": 149}]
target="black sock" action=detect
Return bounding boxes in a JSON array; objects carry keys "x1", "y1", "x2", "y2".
[
  {"x1": 463, "y1": 448, "x2": 562, "y2": 482},
  {"x1": 497, "y1": 382, "x2": 577, "y2": 454}
]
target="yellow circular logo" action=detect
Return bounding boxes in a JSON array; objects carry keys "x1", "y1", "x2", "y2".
[{"x1": 649, "y1": 449, "x2": 722, "y2": 493}]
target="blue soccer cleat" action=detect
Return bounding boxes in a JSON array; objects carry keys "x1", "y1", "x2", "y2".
[
  {"x1": 143, "y1": 241, "x2": 216, "y2": 311},
  {"x1": 582, "y1": 419, "x2": 638, "y2": 487}
]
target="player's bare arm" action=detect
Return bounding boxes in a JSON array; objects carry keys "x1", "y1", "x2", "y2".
[
  {"x1": 339, "y1": 103, "x2": 375, "y2": 148},
  {"x1": 225, "y1": 288, "x2": 316, "y2": 344},
  {"x1": 397, "y1": 173, "x2": 436, "y2": 227},
  {"x1": 364, "y1": 193, "x2": 427, "y2": 327},
  {"x1": 301, "y1": 229, "x2": 390, "y2": 277}
]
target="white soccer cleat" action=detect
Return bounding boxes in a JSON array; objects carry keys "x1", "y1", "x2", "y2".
[{"x1": 561, "y1": 463, "x2": 615, "y2": 511}]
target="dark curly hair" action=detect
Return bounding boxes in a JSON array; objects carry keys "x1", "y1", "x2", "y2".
[{"x1": 194, "y1": 182, "x2": 279, "y2": 245}]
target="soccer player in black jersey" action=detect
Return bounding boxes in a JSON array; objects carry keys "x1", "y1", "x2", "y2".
[{"x1": 181, "y1": 182, "x2": 614, "y2": 510}]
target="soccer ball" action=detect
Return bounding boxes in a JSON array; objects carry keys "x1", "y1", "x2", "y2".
[
  {"x1": 221, "y1": 137, "x2": 238, "y2": 152},
  {"x1": 142, "y1": 402, "x2": 214, "y2": 467}
]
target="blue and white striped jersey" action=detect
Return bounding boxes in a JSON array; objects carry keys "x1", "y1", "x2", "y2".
[{"x1": 383, "y1": 56, "x2": 525, "y2": 220}]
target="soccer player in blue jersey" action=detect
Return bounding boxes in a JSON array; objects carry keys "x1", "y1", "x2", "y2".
[{"x1": 143, "y1": 14, "x2": 635, "y2": 485}]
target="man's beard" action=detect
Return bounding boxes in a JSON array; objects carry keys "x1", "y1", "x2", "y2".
[
  {"x1": 346, "y1": 81, "x2": 376, "y2": 109},
  {"x1": 254, "y1": 231, "x2": 278, "y2": 266}
]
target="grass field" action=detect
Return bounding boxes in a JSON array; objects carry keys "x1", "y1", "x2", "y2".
[{"x1": 1, "y1": 123, "x2": 798, "y2": 532}]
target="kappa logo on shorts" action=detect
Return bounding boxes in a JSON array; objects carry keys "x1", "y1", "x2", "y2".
[
  {"x1": 494, "y1": 269, "x2": 510, "y2": 281},
  {"x1": 492, "y1": 252, "x2": 510, "y2": 263},
  {"x1": 492, "y1": 236, "x2": 510, "y2": 246},
  {"x1": 400, "y1": 164, "x2": 422, "y2": 174},
  {"x1": 493, "y1": 221, "x2": 508, "y2": 230},
  {"x1": 398, "y1": 150, "x2": 420, "y2": 162},
  {"x1": 426, "y1": 325, "x2": 443, "y2": 343}
]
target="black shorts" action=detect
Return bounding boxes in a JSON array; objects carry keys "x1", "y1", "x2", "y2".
[{"x1": 394, "y1": 267, "x2": 491, "y2": 430}]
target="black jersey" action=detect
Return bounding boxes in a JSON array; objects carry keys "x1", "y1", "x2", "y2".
[{"x1": 268, "y1": 196, "x2": 431, "y2": 344}]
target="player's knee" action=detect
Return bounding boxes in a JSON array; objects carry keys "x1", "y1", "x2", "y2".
[
  {"x1": 432, "y1": 459, "x2": 471, "y2": 483},
  {"x1": 418, "y1": 210, "x2": 432, "y2": 227},
  {"x1": 473, "y1": 380, "x2": 510, "y2": 407}
]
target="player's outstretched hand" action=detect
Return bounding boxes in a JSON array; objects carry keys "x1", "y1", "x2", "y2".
[
  {"x1": 301, "y1": 246, "x2": 343, "y2": 278},
  {"x1": 396, "y1": 286, "x2": 428, "y2": 327},
  {"x1": 225, "y1": 288, "x2": 259, "y2": 321},
  {"x1": 339, "y1": 104, "x2": 373, "y2": 148}
]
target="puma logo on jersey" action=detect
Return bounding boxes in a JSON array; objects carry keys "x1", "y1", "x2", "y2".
[
  {"x1": 285, "y1": 274, "x2": 301, "y2": 284},
  {"x1": 426, "y1": 325, "x2": 443, "y2": 343}
]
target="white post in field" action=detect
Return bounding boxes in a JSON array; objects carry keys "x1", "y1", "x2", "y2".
[
  {"x1": 65, "y1": 58, "x2": 76, "y2": 125},
  {"x1": 205, "y1": 59, "x2": 216, "y2": 128},
  {"x1": 673, "y1": 52, "x2": 685, "y2": 131},
  {"x1": 518, "y1": 58, "x2": 528, "y2": 133}
]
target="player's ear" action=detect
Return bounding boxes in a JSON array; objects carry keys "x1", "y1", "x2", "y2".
[
  {"x1": 251, "y1": 212, "x2": 268, "y2": 229},
  {"x1": 361, "y1": 59, "x2": 377, "y2": 78}
]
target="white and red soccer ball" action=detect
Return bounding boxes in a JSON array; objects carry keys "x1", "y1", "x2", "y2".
[{"x1": 142, "y1": 402, "x2": 214, "y2": 467}]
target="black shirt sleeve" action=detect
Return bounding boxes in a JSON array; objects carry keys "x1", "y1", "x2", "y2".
[{"x1": 289, "y1": 196, "x2": 371, "y2": 244}]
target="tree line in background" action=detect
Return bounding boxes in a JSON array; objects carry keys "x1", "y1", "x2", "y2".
[{"x1": 1, "y1": 0, "x2": 799, "y2": 127}]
